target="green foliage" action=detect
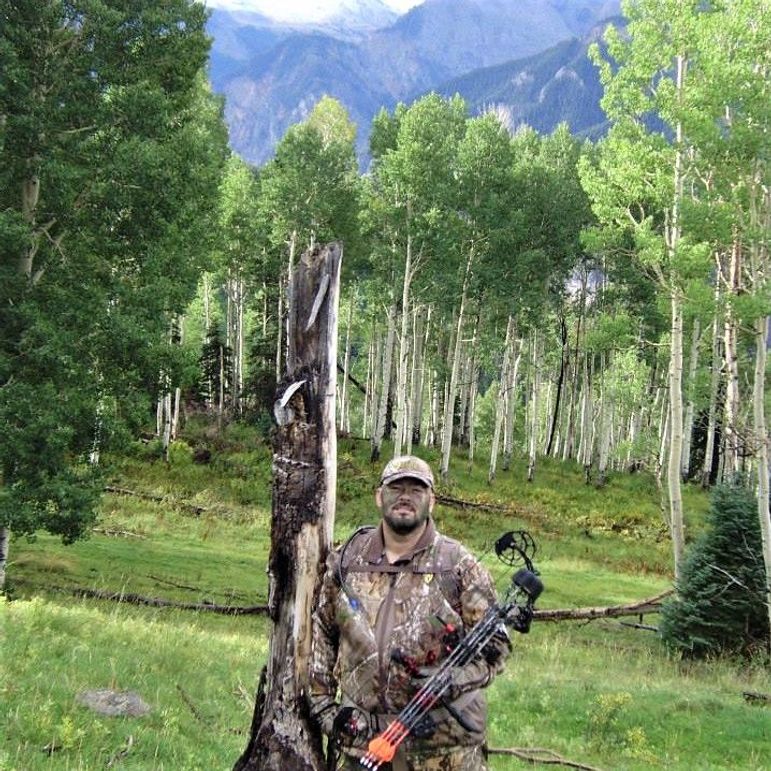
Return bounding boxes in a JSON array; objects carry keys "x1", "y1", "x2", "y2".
[
  {"x1": 0, "y1": 0, "x2": 229, "y2": 547},
  {"x1": 660, "y1": 484, "x2": 769, "y2": 657}
]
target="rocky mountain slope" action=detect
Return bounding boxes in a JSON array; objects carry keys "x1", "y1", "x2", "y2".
[{"x1": 207, "y1": 0, "x2": 621, "y2": 164}]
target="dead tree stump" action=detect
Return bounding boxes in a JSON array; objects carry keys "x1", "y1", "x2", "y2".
[{"x1": 234, "y1": 242, "x2": 342, "y2": 771}]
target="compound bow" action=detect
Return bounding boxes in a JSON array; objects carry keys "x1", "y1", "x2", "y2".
[{"x1": 358, "y1": 530, "x2": 544, "y2": 770}]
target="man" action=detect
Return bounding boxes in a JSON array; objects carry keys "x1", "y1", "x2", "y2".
[{"x1": 308, "y1": 455, "x2": 510, "y2": 771}]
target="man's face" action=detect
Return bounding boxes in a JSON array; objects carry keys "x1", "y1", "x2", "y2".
[{"x1": 376, "y1": 477, "x2": 434, "y2": 535}]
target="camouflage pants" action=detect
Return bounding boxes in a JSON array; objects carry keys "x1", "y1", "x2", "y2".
[{"x1": 340, "y1": 745, "x2": 487, "y2": 771}]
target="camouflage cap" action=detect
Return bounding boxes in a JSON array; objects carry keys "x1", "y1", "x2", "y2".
[{"x1": 379, "y1": 455, "x2": 435, "y2": 489}]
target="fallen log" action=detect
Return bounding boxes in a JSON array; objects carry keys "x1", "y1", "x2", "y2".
[
  {"x1": 435, "y1": 493, "x2": 510, "y2": 512},
  {"x1": 488, "y1": 746, "x2": 603, "y2": 770},
  {"x1": 64, "y1": 586, "x2": 269, "y2": 615},
  {"x1": 92, "y1": 527, "x2": 146, "y2": 539},
  {"x1": 104, "y1": 485, "x2": 207, "y2": 516},
  {"x1": 533, "y1": 589, "x2": 673, "y2": 622}
]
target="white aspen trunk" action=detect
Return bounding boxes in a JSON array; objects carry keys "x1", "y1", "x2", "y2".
[
  {"x1": 749, "y1": 177, "x2": 771, "y2": 648},
  {"x1": 723, "y1": 241, "x2": 742, "y2": 479},
  {"x1": 0, "y1": 526, "x2": 9, "y2": 593},
  {"x1": 405, "y1": 307, "x2": 419, "y2": 453},
  {"x1": 339, "y1": 289, "x2": 355, "y2": 433},
  {"x1": 275, "y1": 273, "x2": 284, "y2": 384},
  {"x1": 405, "y1": 306, "x2": 420, "y2": 455},
  {"x1": 668, "y1": 291, "x2": 686, "y2": 579},
  {"x1": 527, "y1": 329, "x2": 540, "y2": 483},
  {"x1": 237, "y1": 276, "x2": 245, "y2": 414},
  {"x1": 753, "y1": 313, "x2": 771, "y2": 645},
  {"x1": 218, "y1": 340, "x2": 226, "y2": 432},
  {"x1": 597, "y1": 360, "x2": 612, "y2": 487},
  {"x1": 440, "y1": 309, "x2": 463, "y2": 481},
  {"x1": 502, "y1": 326, "x2": 522, "y2": 472},
  {"x1": 394, "y1": 238, "x2": 414, "y2": 456},
  {"x1": 203, "y1": 273, "x2": 211, "y2": 339},
  {"x1": 665, "y1": 52, "x2": 687, "y2": 582},
  {"x1": 489, "y1": 317, "x2": 514, "y2": 483},
  {"x1": 440, "y1": 253, "x2": 473, "y2": 480},
  {"x1": 370, "y1": 327, "x2": 383, "y2": 439},
  {"x1": 428, "y1": 367, "x2": 440, "y2": 448},
  {"x1": 680, "y1": 317, "x2": 701, "y2": 480},
  {"x1": 467, "y1": 361, "x2": 478, "y2": 467},
  {"x1": 457, "y1": 352, "x2": 469, "y2": 447},
  {"x1": 578, "y1": 353, "x2": 595, "y2": 480},
  {"x1": 461, "y1": 312, "x2": 480, "y2": 451},
  {"x1": 162, "y1": 389, "x2": 173, "y2": 458},
  {"x1": 363, "y1": 335, "x2": 374, "y2": 438},
  {"x1": 171, "y1": 316, "x2": 185, "y2": 440},
  {"x1": 701, "y1": 310, "x2": 721, "y2": 487},
  {"x1": 542, "y1": 380, "x2": 553, "y2": 456},
  {"x1": 371, "y1": 302, "x2": 396, "y2": 462},
  {"x1": 563, "y1": 281, "x2": 586, "y2": 462},
  {"x1": 411, "y1": 306, "x2": 430, "y2": 448}
]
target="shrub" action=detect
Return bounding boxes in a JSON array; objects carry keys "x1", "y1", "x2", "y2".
[{"x1": 659, "y1": 483, "x2": 769, "y2": 657}]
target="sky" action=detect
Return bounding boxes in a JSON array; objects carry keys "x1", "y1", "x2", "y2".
[{"x1": 204, "y1": 0, "x2": 424, "y2": 23}]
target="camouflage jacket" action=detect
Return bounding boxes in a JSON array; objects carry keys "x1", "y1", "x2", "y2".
[{"x1": 308, "y1": 519, "x2": 510, "y2": 755}]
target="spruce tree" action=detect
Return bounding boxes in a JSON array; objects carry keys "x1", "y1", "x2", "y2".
[{"x1": 660, "y1": 484, "x2": 769, "y2": 657}]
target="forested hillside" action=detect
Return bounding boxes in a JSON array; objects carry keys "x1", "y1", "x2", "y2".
[
  {"x1": 1, "y1": 2, "x2": 770, "y2": 767},
  {"x1": 2, "y1": 0, "x2": 770, "y2": 624}
]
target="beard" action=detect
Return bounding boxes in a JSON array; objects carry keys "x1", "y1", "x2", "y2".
[{"x1": 383, "y1": 505, "x2": 429, "y2": 535}]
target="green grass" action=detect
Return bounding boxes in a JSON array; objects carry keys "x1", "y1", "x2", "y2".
[{"x1": 2, "y1": 424, "x2": 768, "y2": 770}]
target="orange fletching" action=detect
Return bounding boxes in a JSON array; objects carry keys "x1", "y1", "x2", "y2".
[{"x1": 367, "y1": 735, "x2": 398, "y2": 763}]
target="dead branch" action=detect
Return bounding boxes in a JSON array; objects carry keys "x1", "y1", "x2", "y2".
[
  {"x1": 92, "y1": 527, "x2": 146, "y2": 539},
  {"x1": 743, "y1": 691, "x2": 770, "y2": 705},
  {"x1": 106, "y1": 735, "x2": 134, "y2": 768},
  {"x1": 533, "y1": 590, "x2": 673, "y2": 622},
  {"x1": 104, "y1": 485, "x2": 207, "y2": 516},
  {"x1": 435, "y1": 493, "x2": 510, "y2": 512},
  {"x1": 488, "y1": 746, "x2": 603, "y2": 770},
  {"x1": 63, "y1": 586, "x2": 269, "y2": 615},
  {"x1": 176, "y1": 684, "x2": 209, "y2": 723}
]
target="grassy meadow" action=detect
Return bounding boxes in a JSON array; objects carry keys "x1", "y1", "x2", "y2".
[{"x1": 2, "y1": 423, "x2": 769, "y2": 770}]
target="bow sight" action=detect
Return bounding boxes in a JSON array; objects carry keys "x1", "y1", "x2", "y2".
[{"x1": 358, "y1": 530, "x2": 544, "y2": 770}]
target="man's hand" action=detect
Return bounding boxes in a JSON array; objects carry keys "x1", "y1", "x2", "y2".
[{"x1": 331, "y1": 706, "x2": 368, "y2": 741}]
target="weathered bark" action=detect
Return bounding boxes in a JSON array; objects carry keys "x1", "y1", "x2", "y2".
[
  {"x1": 532, "y1": 590, "x2": 673, "y2": 622},
  {"x1": 234, "y1": 242, "x2": 341, "y2": 771}
]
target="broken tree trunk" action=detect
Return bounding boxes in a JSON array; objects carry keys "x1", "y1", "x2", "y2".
[{"x1": 234, "y1": 242, "x2": 342, "y2": 771}]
